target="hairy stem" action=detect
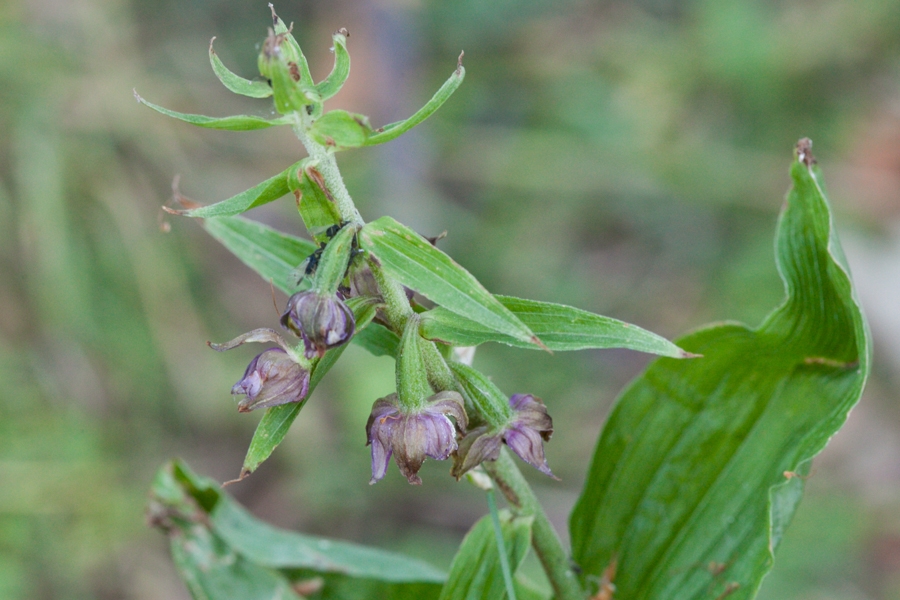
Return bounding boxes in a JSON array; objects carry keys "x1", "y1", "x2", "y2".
[
  {"x1": 366, "y1": 257, "x2": 413, "y2": 332},
  {"x1": 484, "y1": 450, "x2": 585, "y2": 600},
  {"x1": 291, "y1": 118, "x2": 364, "y2": 226}
]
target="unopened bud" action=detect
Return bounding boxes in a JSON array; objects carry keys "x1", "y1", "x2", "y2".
[{"x1": 281, "y1": 291, "x2": 355, "y2": 358}]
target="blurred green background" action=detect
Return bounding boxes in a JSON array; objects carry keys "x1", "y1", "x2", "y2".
[{"x1": 3, "y1": 0, "x2": 900, "y2": 598}]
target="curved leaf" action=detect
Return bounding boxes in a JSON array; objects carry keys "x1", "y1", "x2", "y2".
[
  {"x1": 315, "y1": 30, "x2": 350, "y2": 101},
  {"x1": 568, "y1": 142, "x2": 870, "y2": 600},
  {"x1": 149, "y1": 460, "x2": 445, "y2": 600},
  {"x1": 360, "y1": 216, "x2": 541, "y2": 348},
  {"x1": 174, "y1": 162, "x2": 299, "y2": 219},
  {"x1": 421, "y1": 295, "x2": 688, "y2": 358},
  {"x1": 135, "y1": 92, "x2": 291, "y2": 130},
  {"x1": 365, "y1": 59, "x2": 465, "y2": 146},
  {"x1": 209, "y1": 37, "x2": 272, "y2": 99}
]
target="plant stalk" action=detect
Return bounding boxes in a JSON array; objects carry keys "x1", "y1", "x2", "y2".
[
  {"x1": 290, "y1": 108, "x2": 581, "y2": 599},
  {"x1": 291, "y1": 117, "x2": 364, "y2": 226},
  {"x1": 483, "y1": 449, "x2": 584, "y2": 600}
]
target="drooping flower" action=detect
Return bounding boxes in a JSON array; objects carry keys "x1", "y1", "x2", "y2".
[
  {"x1": 281, "y1": 291, "x2": 355, "y2": 358},
  {"x1": 208, "y1": 327, "x2": 311, "y2": 413},
  {"x1": 366, "y1": 391, "x2": 468, "y2": 485},
  {"x1": 452, "y1": 393, "x2": 557, "y2": 479},
  {"x1": 231, "y1": 348, "x2": 310, "y2": 412}
]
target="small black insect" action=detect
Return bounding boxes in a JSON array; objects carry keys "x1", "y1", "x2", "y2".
[{"x1": 293, "y1": 221, "x2": 355, "y2": 285}]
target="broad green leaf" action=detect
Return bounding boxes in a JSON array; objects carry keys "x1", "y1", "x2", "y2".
[
  {"x1": 135, "y1": 92, "x2": 291, "y2": 130},
  {"x1": 202, "y1": 216, "x2": 317, "y2": 294},
  {"x1": 200, "y1": 216, "x2": 397, "y2": 358},
  {"x1": 169, "y1": 524, "x2": 300, "y2": 600},
  {"x1": 149, "y1": 462, "x2": 302, "y2": 600},
  {"x1": 209, "y1": 37, "x2": 272, "y2": 98},
  {"x1": 174, "y1": 162, "x2": 299, "y2": 219},
  {"x1": 365, "y1": 60, "x2": 465, "y2": 146},
  {"x1": 360, "y1": 216, "x2": 541, "y2": 347},
  {"x1": 309, "y1": 109, "x2": 373, "y2": 150},
  {"x1": 288, "y1": 163, "x2": 342, "y2": 243},
  {"x1": 421, "y1": 295, "x2": 687, "y2": 358},
  {"x1": 282, "y1": 574, "x2": 441, "y2": 600},
  {"x1": 315, "y1": 30, "x2": 350, "y2": 101},
  {"x1": 149, "y1": 460, "x2": 446, "y2": 599},
  {"x1": 439, "y1": 510, "x2": 533, "y2": 600},
  {"x1": 214, "y1": 496, "x2": 445, "y2": 582},
  {"x1": 569, "y1": 142, "x2": 870, "y2": 600}
]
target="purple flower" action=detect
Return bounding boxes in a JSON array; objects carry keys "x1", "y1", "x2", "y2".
[
  {"x1": 281, "y1": 291, "x2": 355, "y2": 359},
  {"x1": 452, "y1": 393, "x2": 557, "y2": 479},
  {"x1": 366, "y1": 391, "x2": 468, "y2": 485},
  {"x1": 231, "y1": 348, "x2": 310, "y2": 413}
]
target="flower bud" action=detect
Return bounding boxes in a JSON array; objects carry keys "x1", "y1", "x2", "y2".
[
  {"x1": 449, "y1": 361, "x2": 557, "y2": 479},
  {"x1": 258, "y1": 26, "x2": 319, "y2": 115},
  {"x1": 366, "y1": 391, "x2": 468, "y2": 485},
  {"x1": 281, "y1": 291, "x2": 355, "y2": 359},
  {"x1": 231, "y1": 348, "x2": 310, "y2": 412},
  {"x1": 452, "y1": 393, "x2": 556, "y2": 479}
]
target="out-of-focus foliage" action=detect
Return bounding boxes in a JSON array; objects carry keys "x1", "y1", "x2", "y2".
[{"x1": 2, "y1": 0, "x2": 900, "y2": 599}]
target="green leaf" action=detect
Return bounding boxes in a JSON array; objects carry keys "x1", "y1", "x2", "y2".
[
  {"x1": 173, "y1": 163, "x2": 299, "y2": 219},
  {"x1": 309, "y1": 109, "x2": 373, "y2": 150},
  {"x1": 214, "y1": 496, "x2": 446, "y2": 582},
  {"x1": 360, "y1": 216, "x2": 541, "y2": 347},
  {"x1": 149, "y1": 462, "x2": 302, "y2": 600},
  {"x1": 209, "y1": 37, "x2": 272, "y2": 99},
  {"x1": 200, "y1": 216, "x2": 398, "y2": 357},
  {"x1": 421, "y1": 295, "x2": 688, "y2": 358},
  {"x1": 439, "y1": 510, "x2": 533, "y2": 600},
  {"x1": 569, "y1": 142, "x2": 870, "y2": 600},
  {"x1": 288, "y1": 163, "x2": 343, "y2": 243},
  {"x1": 315, "y1": 30, "x2": 350, "y2": 101},
  {"x1": 240, "y1": 299, "x2": 379, "y2": 475},
  {"x1": 134, "y1": 92, "x2": 291, "y2": 130},
  {"x1": 365, "y1": 59, "x2": 465, "y2": 146},
  {"x1": 170, "y1": 526, "x2": 302, "y2": 600},
  {"x1": 271, "y1": 9, "x2": 315, "y2": 91},
  {"x1": 149, "y1": 460, "x2": 445, "y2": 600},
  {"x1": 352, "y1": 324, "x2": 400, "y2": 358},
  {"x1": 201, "y1": 216, "x2": 317, "y2": 294}
]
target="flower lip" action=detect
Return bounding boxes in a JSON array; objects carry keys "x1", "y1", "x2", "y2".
[
  {"x1": 366, "y1": 391, "x2": 467, "y2": 485},
  {"x1": 232, "y1": 347, "x2": 310, "y2": 412},
  {"x1": 281, "y1": 291, "x2": 355, "y2": 358}
]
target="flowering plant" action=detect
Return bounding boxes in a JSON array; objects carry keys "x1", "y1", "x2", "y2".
[{"x1": 141, "y1": 9, "x2": 870, "y2": 600}]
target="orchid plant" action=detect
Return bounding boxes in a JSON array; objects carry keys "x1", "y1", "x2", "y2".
[{"x1": 140, "y1": 8, "x2": 870, "y2": 600}]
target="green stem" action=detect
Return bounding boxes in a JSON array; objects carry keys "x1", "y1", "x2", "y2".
[
  {"x1": 291, "y1": 117, "x2": 364, "y2": 226},
  {"x1": 420, "y1": 339, "x2": 456, "y2": 392},
  {"x1": 483, "y1": 450, "x2": 584, "y2": 600},
  {"x1": 367, "y1": 256, "x2": 414, "y2": 332}
]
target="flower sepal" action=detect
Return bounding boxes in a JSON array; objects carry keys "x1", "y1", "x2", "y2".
[{"x1": 366, "y1": 391, "x2": 468, "y2": 485}]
